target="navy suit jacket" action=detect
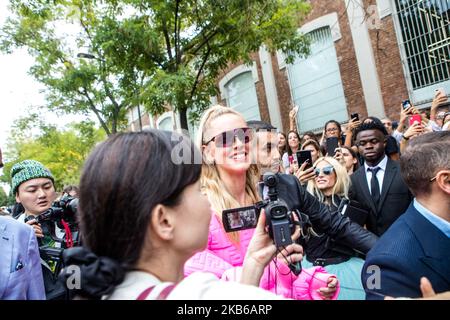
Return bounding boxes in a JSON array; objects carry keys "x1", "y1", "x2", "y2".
[
  {"x1": 362, "y1": 203, "x2": 450, "y2": 299},
  {"x1": 349, "y1": 158, "x2": 413, "y2": 236},
  {"x1": 0, "y1": 216, "x2": 45, "y2": 300}
]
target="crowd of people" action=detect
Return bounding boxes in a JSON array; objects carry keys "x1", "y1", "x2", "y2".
[{"x1": 0, "y1": 88, "x2": 449, "y2": 301}]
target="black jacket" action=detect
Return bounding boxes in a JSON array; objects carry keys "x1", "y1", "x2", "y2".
[
  {"x1": 263, "y1": 173, "x2": 378, "y2": 259},
  {"x1": 349, "y1": 158, "x2": 413, "y2": 236}
]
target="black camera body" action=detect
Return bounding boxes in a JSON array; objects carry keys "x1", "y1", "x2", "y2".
[
  {"x1": 222, "y1": 172, "x2": 301, "y2": 275},
  {"x1": 223, "y1": 173, "x2": 295, "y2": 248},
  {"x1": 259, "y1": 173, "x2": 295, "y2": 249},
  {"x1": 24, "y1": 194, "x2": 80, "y2": 253}
]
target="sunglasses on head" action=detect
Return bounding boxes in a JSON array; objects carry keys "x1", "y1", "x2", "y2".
[
  {"x1": 314, "y1": 166, "x2": 334, "y2": 176},
  {"x1": 204, "y1": 127, "x2": 253, "y2": 148}
]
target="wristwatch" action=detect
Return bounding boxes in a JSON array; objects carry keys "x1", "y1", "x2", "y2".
[{"x1": 402, "y1": 134, "x2": 410, "y2": 141}]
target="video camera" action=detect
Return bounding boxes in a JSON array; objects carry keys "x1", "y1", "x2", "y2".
[{"x1": 222, "y1": 172, "x2": 301, "y2": 275}]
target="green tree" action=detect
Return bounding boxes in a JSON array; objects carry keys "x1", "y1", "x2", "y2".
[
  {"x1": 1, "y1": 0, "x2": 311, "y2": 133},
  {"x1": 0, "y1": 187, "x2": 8, "y2": 207},
  {"x1": 0, "y1": 112, "x2": 106, "y2": 192}
]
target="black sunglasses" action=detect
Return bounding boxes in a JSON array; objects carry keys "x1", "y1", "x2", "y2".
[
  {"x1": 204, "y1": 127, "x2": 253, "y2": 148},
  {"x1": 314, "y1": 166, "x2": 334, "y2": 176}
]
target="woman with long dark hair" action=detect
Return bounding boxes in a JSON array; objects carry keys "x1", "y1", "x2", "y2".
[{"x1": 60, "y1": 130, "x2": 288, "y2": 300}]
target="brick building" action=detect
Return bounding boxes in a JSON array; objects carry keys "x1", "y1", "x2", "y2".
[{"x1": 128, "y1": 0, "x2": 450, "y2": 135}]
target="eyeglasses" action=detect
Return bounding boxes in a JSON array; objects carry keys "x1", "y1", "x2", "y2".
[
  {"x1": 203, "y1": 127, "x2": 253, "y2": 148},
  {"x1": 314, "y1": 166, "x2": 335, "y2": 176}
]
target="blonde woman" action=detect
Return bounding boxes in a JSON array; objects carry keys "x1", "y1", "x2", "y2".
[
  {"x1": 184, "y1": 105, "x2": 340, "y2": 300},
  {"x1": 303, "y1": 156, "x2": 366, "y2": 300},
  {"x1": 307, "y1": 157, "x2": 350, "y2": 208}
]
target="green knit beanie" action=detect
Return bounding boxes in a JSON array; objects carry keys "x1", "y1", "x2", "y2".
[{"x1": 11, "y1": 160, "x2": 54, "y2": 195}]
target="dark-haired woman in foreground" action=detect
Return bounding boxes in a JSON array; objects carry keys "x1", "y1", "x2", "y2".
[{"x1": 60, "y1": 130, "x2": 295, "y2": 299}]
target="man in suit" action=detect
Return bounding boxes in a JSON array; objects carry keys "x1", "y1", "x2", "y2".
[
  {"x1": 0, "y1": 216, "x2": 45, "y2": 299},
  {"x1": 362, "y1": 131, "x2": 450, "y2": 299},
  {"x1": 349, "y1": 121, "x2": 412, "y2": 236}
]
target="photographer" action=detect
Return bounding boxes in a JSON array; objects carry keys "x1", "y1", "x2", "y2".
[
  {"x1": 185, "y1": 105, "x2": 340, "y2": 300},
  {"x1": 10, "y1": 160, "x2": 67, "y2": 299}
]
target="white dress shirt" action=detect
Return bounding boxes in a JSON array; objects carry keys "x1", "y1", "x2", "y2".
[{"x1": 364, "y1": 155, "x2": 388, "y2": 195}]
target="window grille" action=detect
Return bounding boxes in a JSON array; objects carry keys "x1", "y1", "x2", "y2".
[{"x1": 394, "y1": 0, "x2": 450, "y2": 90}]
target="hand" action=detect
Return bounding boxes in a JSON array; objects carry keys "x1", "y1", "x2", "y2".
[
  {"x1": 385, "y1": 277, "x2": 450, "y2": 300},
  {"x1": 431, "y1": 90, "x2": 448, "y2": 110},
  {"x1": 400, "y1": 105, "x2": 415, "y2": 123},
  {"x1": 275, "y1": 242, "x2": 303, "y2": 268},
  {"x1": 347, "y1": 118, "x2": 362, "y2": 132},
  {"x1": 295, "y1": 162, "x2": 316, "y2": 184},
  {"x1": 26, "y1": 219, "x2": 44, "y2": 238},
  {"x1": 403, "y1": 122, "x2": 424, "y2": 140},
  {"x1": 244, "y1": 210, "x2": 277, "y2": 271},
  {"x1": 318, "y1": 276, "x2": 339, "y2": 300},
  {"x1": 289, "y1": 108, "x2": 297, "y2": 119}
]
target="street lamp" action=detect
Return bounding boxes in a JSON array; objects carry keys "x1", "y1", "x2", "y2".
[{"x1": 76, "y1": 52, "x2": 143, "y2": 131}]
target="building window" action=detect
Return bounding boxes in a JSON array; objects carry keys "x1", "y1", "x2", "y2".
[
  {"x1": 287, "y1": 27, "x2": 348, "y2": 133},
  {"x1": 395, "y1": 0, "x2": 450, "y2": 90},
  {"x1": 157, "y1": 112, "x2": 173, "y2": 131},
  {"x1": 225, "y1": 71, "x2": 261, "y2": 121}
]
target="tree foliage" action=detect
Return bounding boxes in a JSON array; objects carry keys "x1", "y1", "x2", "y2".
[
  {"x1": 0, "y1": 187, "x2": 8, "y2": 207},
  {"x1": 1, "y1": 0, "x2": 311, "y2": 132},
  {"x1": 0, "y1": 112, "x2": 106, "y2": 192}
]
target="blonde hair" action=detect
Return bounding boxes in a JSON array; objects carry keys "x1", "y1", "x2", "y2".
[
  {"x1": 197, "y1": 105, "x2": 260, "y2": 244},
  {"x1": 307, "y1": 157, "x2": 350, "y2": 207}
]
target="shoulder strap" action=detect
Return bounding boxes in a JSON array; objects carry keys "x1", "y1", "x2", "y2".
[{"x1": 136, "y1": 284, "x2": 176, "y2": 300}]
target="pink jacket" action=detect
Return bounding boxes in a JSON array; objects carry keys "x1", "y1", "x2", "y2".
[{"x1": 185, "y1": 212, "x2": 340, "y2": 300}]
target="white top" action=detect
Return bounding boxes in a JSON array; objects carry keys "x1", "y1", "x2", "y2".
[
  {"x1": 105, "y1": 271, "x2": 283, "y2": 300},
  {"x1": 363, "y1": 155, "x2": 388, "y2": 195}
]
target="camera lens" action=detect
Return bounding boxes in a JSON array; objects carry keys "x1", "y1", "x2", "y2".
[{"x1": 263, "y1": 172, "x2": 278, "y2": 187}]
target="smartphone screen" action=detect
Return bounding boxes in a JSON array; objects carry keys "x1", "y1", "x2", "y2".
[
  {"x1": 402, "y1": 100, "x2": 411, "y2": 110},
  {"x1": 326, "y1": 137, "x2": 339, "y2": 157},
  {"x1": 296, "y1": 150, "x2": 312, "y2": 169},
  {"x1": 222, "y1": 206, "x2": 260, "y2": 232}
]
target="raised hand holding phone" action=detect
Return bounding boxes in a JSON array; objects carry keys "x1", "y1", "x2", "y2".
[{"x1": 409, "y1": 114, "x2": 422, "y2": 126}]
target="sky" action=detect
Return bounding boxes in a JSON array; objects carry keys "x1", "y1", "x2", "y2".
[
  {"x1": 0, "y1": 2, "x2": 93, "y2": 148},
  {"x1": 0, "y1": 2, "x2": 89, "y2": 182}
]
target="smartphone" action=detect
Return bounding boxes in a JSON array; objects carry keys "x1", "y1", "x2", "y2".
[
  {"x1": 402, "y1": 100, "x2": 411, "y2": 110},
  {"x1": 409, "y1": 114, "x2": 422, "y2": 126},
  {"x1": 222, "y1": 206, "x2": 260, "y2": 232},
  {"x1": 350, "y1": 113, "x2": 359, "y2": 121},
  {"x1": 326, "y1": 137, "x2": 339, "y2": 157},
  {"x1": 296, "y1": 150, "x2": 312, "y2": 169},
  {"x1": 436, "y1": 88, "x2": 446, "y2": 97}
]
